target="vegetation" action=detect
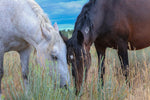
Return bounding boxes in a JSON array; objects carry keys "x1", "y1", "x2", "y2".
[
  {"x1": 1, "y1": 34, "x2": 150, "y2": 99},
  {"x1": 60, "y1": 29, "x2": 73, "y2": 38}
]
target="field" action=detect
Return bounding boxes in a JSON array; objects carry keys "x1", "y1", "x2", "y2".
[{"x1": 1, "y1": 45, "x2": 150, "y2": 100}]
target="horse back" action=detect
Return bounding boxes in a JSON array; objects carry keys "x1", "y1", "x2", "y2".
[
  {"x1": 104, "y1": 0, "x2": 150, "y2": 50},
  {"x1": 0, "y1": 0, "x2": 40, "y2": 52}
]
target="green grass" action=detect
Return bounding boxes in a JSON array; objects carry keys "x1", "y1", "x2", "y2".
[{"x1": 1, "y1": 46, "x2": 150, "y2": 100}]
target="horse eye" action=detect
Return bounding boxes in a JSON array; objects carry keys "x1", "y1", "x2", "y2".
[{"x1": 52, "y1": 55, "x2": 58, "y2": 60}]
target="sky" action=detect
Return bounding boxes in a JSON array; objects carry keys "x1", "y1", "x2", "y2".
[{"x1": 35, "y1": 0, "x2": 88, "y2": 30}]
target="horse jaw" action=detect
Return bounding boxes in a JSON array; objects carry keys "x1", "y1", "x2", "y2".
[{"x1": 52, "y1": 42, "x2": 70, "y2": 87}]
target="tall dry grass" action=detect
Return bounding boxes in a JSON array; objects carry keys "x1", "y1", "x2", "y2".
[{"x1": 1, "y1": 46, "x2": 150, "y2": 100}]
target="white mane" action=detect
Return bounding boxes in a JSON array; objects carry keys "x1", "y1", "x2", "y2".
[
  {"x1": 27, "y1": 0, "x2": 50, "y2": 24},
  {"x1": 26, "y1": 0, "x2": 57, "y2": 45}
]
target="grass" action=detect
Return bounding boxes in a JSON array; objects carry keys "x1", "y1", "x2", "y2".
[{"x1": 1, "y1": 46, "x2": 150, "y2": 100}]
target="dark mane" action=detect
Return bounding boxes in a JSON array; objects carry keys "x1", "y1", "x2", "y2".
[
  {"x1": 73, "y1": 0, "x2": 121, "y2": 33},
  {"x1": 69, "y1": 0, "x2": 121, "y2": 43},
  {"x1": 73, "y1": 0, "x2": 94, "y2": 34},
  {"x1": 67, "y1": 0, "x2": 94, "y2": 46}
]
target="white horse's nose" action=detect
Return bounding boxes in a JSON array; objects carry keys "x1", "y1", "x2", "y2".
[
  {"x1": 60, "y1": 79, "x2": 70, "y2": 89},
  {"x1": 60, "y1": 74, "x2": 70, "y2": 88},
  {"x1": 60, "y1": 84, "x2": 68, "y2": 89}
]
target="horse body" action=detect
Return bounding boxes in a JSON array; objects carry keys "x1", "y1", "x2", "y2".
[
  {"x1": 92, "y1": 0, "x2": 150, "y2": 50},
  {"x1": 0, "y1": 0, "x2": 70, "y2": 95},
  {"x1": 0, "y1": 0, "x2": 39, "y2": 52},
  {"x1": 126, "y1": 1, "x2": 150, "y2": 49},
  {"x1": 64, "y1": 0, "x2": 150, "y2": 93}
]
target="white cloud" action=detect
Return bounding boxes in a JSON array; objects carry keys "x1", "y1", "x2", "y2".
[
  {"x1": 44, "y1": 0, "x2": 88, "y2": 15},
  {"x1": 36, "y1": 0, "x2": 89, "y2": 30},
  {"x1": 58, "y1": 24, "x2": 74, "y2": 30},
  {"x1": 59, "y1": 1, "x2": 83, "y2": 9}
]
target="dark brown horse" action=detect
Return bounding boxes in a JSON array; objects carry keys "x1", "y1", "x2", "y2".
[{"x1": 61, "y1": 0, "x2": 150, "y2": 93}]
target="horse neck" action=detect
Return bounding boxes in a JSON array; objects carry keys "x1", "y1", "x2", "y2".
[
  {"x1": 94, "y1": 0, "x2": 120, "y2": 6},
  {"x1": 90, "y1": 0, "x2": 122, "y2": 39},
  {"x1": 26, "y1": 0, "x2": 56, "y2": 49}
]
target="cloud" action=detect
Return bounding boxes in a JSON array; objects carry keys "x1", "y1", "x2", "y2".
[
  {"x1": 42, "y1": 0, "x2": 88, "y2": 15},
  {"x1": 58, "y1": 24, "x2": 74, "y2": 30},
  {"x1": 36, "y1": 0, "x2": 88, "y2": 29}
]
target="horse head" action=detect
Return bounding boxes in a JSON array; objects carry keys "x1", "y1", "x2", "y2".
[{"x1": 37, "y1": 23, "x2": 70, "y2": 88}]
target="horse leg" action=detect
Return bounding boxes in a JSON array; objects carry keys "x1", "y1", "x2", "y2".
[
  {"x1": 19, "y1": 46, "x2": 32, "y2": 92},
  {"x1": 95, "y1": 43, "x2": 106, "y2": 86},
  {"x1": 117, "y1": 40, "x2": 129, "y2": 81},
  {"x1": 0, "y1": 48, "x2": 4, "y2": 96}
]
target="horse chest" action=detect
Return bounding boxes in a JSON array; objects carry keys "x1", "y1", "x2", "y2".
[{"x1": 95, "y1": 32, "x2": 119, "y2": 49}]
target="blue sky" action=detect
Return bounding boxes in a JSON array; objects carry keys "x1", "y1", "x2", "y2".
[{"x1": 35, "y1": 0, "x2": 88, "y2": 30}]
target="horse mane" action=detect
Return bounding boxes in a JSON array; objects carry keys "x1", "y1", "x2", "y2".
[
  {"x1": 26, "y1": 0, "x2": 53, "y2": 28},
  {"x1": 26, "y1": 0, "x2": 57, "y2": 47},
  {"x1": 90, "y1": 0, "x2": 96, "y2": 4},
  {"x1": 72, "y1": 0, "x2": 93, "y2": 39}
]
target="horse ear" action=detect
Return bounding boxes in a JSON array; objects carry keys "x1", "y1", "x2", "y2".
[
  {"x1": 59, "y1": 31, "x2": 68, "y2": 44},
  {"x1": 77, "y1": 30, "x2": 84, "y2": 45},
  {"x1": 53, "y1": 22, "x2": 59, "y2": 32},
  {"x1": 41, "y1": 24, "x2": 51, "y2": 41}
]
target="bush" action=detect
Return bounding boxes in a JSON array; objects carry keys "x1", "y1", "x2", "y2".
[{"x1": 60, "y1": 29, "x2": 73, "y2": 38}]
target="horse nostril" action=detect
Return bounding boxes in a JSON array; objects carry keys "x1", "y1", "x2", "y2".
[
  {"x1": 63, "y1": 84, "x2": 68, "y2": 90},
  {"x1": 60, "y1": 84, "x2": 68, "y2": 89}
]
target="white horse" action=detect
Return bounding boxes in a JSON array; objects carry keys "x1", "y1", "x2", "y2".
[{"x1": 0, "y1": 0, "x2": 70, "y2": 95}]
